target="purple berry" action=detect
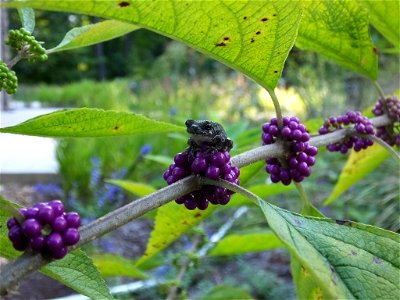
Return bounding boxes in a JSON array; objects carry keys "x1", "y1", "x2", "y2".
[
  {"x1": 52, "y1": 216, "x2": 68, "y2": 232},
  {"x1": 191, "y1": 157, "x2": 207, "y2": 174},
  {"x1": 65, "y1": 212, "x2": 81, "y2": 228},
  {"x1": 37, "y1": 205, "x2": 55, "y2": 224},
  {"x1": 211, "y1": 152, "x2": 226, "y2": 167},
  {"x1": 25, "y1": 207, "x2": 39, "y2": 219},
  {"x1": 47, "y1": 232, "x2": 63, "y2": 252},
  {"x1": 52, "y1": 246, "x2": 68, "y2": 259},
  {"x1": 184, "y1": 199, "x2": 197, "y2": 210},
  {"x1": 48, "y1": 200, "x2": 64, "y2": 217},
  {"x1": 22, "y1": 218, "x2": 42, "y2": 238},
  {"x1": 63, "y1": 228, "x2": 80, "y2": 246},
  {"x1": 8, "y1": 225, "x2": 25, "y2": 243},
  {"x1": 30, "y1": 236, "x2": 46, "y2": 252},
  {"x1": 13, "y1": 239, "x2": 28, "y2": 251},
  {"x1": 206, "y1": 166, "x2": 220, "y2": 180},
  {"x1": 7, "y1": 217, "x2": 18, "y2": 229},
  {"x1": 174, "y1": 152, "x2": 189, "y2": 167}
]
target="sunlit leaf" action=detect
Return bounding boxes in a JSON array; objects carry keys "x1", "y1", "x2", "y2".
[
  {"x1": 145, "y1": 155, "x2": 173, "y2": 167},
  {"x1": 324, "y1": 143, "x2": 389, "y2": 205},
  {"x1": 209, "y1": 231, "x2": 284, "y2": 256},
  {"x1": 106, "y1": 180, "x2": 156, "y2": 197},
  {"x1": 4, "y1": 0, "x2": 303, "y2": 89},
  {"x1": 48, "y1": 20, "x2": 139, "y2": 53},
  {"x1": 0, "y1": 196, "x2": 21, "y2": 259},
  {"x1": 296, "y1": 0, "x2": 378, "y2": 79},
  {"x1": 357, "y1": 0, "x2": 400, "y2": 47},
  {"x1": 0, "y1": 108, "x2": 185, "y2": 137},
  {"x1": 231, "y1": 183, "x2": 295, "y2": 206},
  {"x1": 91, "y1": 253, "x2": 147, "y2": 278}
]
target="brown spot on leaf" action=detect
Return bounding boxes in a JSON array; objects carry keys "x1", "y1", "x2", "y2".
[
  {"x1": 261, "y1": 17, "x2": 268, "y2": 22},
  {"x1": 243, "y1": 16, "x2": 248, "y2": 20},
  {"x1": 215, "y1": 42, "x2": 226, "y2": 47},
  {"x1": 113, "y1": 125, "x2": 119, "y2": 130},
  {"x1": 223, "y1": 36, "x2": 230, "y2": 41},
  {"x1": 194, "y1": 213, "x2": 202, "y2": 218},
  {"x1": 336, "y1": 219, "x2": 353, "y2": 226},
  {"x1": 273, "y1": 14, "x2": 277, "y2": 17},
  {"x1": 118, "y1": 1, "x2": 130, "y2": 7},
  {"x1": 351, "y1": 250, "x2": 357, "y2": 256},
  {"x1": 372, "y1": 47, "x2": 378, "y2": 55},
  {"x1": 181, "y1": 220, "x2": 190, "y2": 225},
  {"x1": 251, "y1": 38, "x2": 255, "y2": 43},
  {"x1": 256, "y1": 31, "x2": 261, "y2": 35},
  {"x1": 274, "y1": 70, "x2": 278, "y2": 74}
]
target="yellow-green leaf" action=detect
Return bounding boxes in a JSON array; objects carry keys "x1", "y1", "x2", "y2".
[
  {"x1": 92, "y1": 253, "x2": 148, "y2": 278},
  {"x1": 48, "y1": 20, "x2": 139, "y2": 53},
  {"x1": 296, "y1": 0, "x2": 378, "y2": 80},
  {"x1": 231, "y1": 183, "x2": 295, "y2": 206},
  {"x1": 209, "y1": 231, "x2": 284, "y2": 256},
  {"x1": 106, "y1": 180, "x2": 156, "y2": 197},
  {"x1": 4, "y1": 0, "x2": 303, "y2": 90},
  {"x1": 136, "y1": 202, "x2": 215, "y2": 266},
  {"x1": 0, "y1": 108, "x2": 185, "y2": 137},
  {"x1": 324, "y1": 143, "x2": 389, "y2": 205},
  {"x1": 357, "y1": 0, "x2": 400, "y2": 47}
]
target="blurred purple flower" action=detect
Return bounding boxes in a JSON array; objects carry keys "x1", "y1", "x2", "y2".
[
  {"x1": 90, "y1": 156, "x2": 102, "y2": 187},
  {"x1": 34, "y1": 183, "x2": 64, "y2": 197},
  {"x1": 169, "y1": 107, "x2": 177, "y2": 116},
  {"x1": 140, "y1": 144, "x2": 152, "y2": 156}
]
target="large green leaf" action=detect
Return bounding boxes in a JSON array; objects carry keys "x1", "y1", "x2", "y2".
[
  {"x1": 324, "y1": 143, "x2": 389, "y2": 205},
  {"x1": 91, "y1": 253, "x2": 147, "y2": 278},
  {"x1": 357, "y1": 0, "x2": 400, "y2": 47},
  {"x1": 296, "y1": 0, "x2": 378, "y2": 80},
  {"x1": 209, "y1": 231, "x2": 284, "y2": 256},
  {"x1": 135, "y1": 202, "x2": 215, "y2": 266},
  {"x1": 47, "y1": 20, "x2": 139, "y2": 53},
  {"x1": 0, "y1": 197, "x2": 113, "y2": 299},
  {"x1": 4, "y1": 0, "x2": 303, "y2": 90},
  {"x1": 0, "y1": 108, "x2": 185, "y2": 137},
  {"x1": 258, "y1": 199, "x2": 400, "y2": 299},
  {"x1": 43, "y1": 250, "x2": 113, "y2": 300}
]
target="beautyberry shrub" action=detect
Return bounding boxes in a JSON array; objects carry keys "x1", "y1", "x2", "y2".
[
  {"x1": 372, "y1": 96, "x2": 400, "y2": 146},
  {"x1": 7, "y1": 200, "x2": 81, "y2": 259},
  {"x1": 262, "y1": 116, "x2": 318, "y2": 185},
  {"x1": 319, "y1": 111, "x2": 374, "y2": 153}
]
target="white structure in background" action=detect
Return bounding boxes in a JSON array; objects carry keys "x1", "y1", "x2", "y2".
[{"x1": 0, "y1": 103, "x2": 59, "y2": 174}]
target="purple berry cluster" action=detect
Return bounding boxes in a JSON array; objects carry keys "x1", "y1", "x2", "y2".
[
  {"x1": 262, "y1": 116, "x2": 318, "y2": 185},
  {"x1": 319, "y1": 111, "x2": 374, "y2": 153},
  {"x1": 164, "y1": 149, "x2": 240, "y2": 210},
  {"x1": 372, "y1": 96, "x2": 400, "y2": 146},
  {"x1": 7, "y1": 200, "x2": 81, "y2": 259}
]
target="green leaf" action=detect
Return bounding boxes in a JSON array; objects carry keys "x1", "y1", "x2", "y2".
[
  {"x1": 91, "y1": 253, "x2": 148, "y2": 278},
  {"x1": 235, "y1": 160, "x2": 264, "y2": 186},
  {"x1": 357, "y1": 0, "x2": 400, "y2": 47},
  {"x1": 4, "y1": 0, "x2": 303, "y2": 89},
  {"x1": 296, "y1": 0, "x2": 378, "y2": 80},
  {"x1": 145, "y1": 154, "x2": 174, "y2": 167},
  {"x1": 0, "y1": 196, "x2": 21, "y2": 259},
  {"x1": 324, "y1": 143, "x2": 389, "y2": 205},
  {"x1": 258, "y1": 199, "x2": 400, "y2": 299},
  {"x1": 106, "y1": 179, "x2": 156, "y2": 197},
  {"x1": 209, "y1": 231, "x2": 284, "y2": 256},
  {"x1": 200, "y1": 285, "x2": 254, "y2": 300},
  {"x1": 42, "y1": 250, "x2": 113, "y2": 300},
  {"x1": 18, "y1": 8, "x2": 35, "y2": 33},
  {"x1": 0, "y1": 198, "x2": 113, "y2": 299},
  {"x1": 231, "y1": 183, "x2": 295, "y2": 206},
  {"x1": 48, "y1": 20, "x2": 139, "y2": 53},
  {"x1": 0, "y1": 108, "x2": 185, "y2": 137},
  {"x1": 136, "y1": 202, "x2": 215, "y2": 266}
]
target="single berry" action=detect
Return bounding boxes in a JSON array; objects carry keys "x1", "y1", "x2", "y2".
[
  {"x1": 30, "y1": 236, "x2": 46, "y2": 252},
  {"x1": 49, "y1": 200, "x2": 64, "y2": 217},
  {"x1": 65, "y1": 212, "x2": 81, "y2": 228},
  {"x1": 63, "y1": 228, "x2": 80, "y2": 246},
  {"x1": 52, "y1": 216, "x2": 68, "y2": 232},
  {"x1": 21, "y1": 218, "x2": 42, "y2": 238},
  {"x1": 47, "y1": 232, "x2": 63, "y2": 252},
  {"x1": 51, "y1": 246, "x2": 68, "y2": 259},
  {"x1": 37, "y1": 205, "x2": 55, "y2": 224}
]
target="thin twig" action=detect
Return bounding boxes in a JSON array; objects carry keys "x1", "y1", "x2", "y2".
[
  {"x1": 266, "y1": 87, "x2": 283, "y2": 128},
  {"x1": 0, "y1": 114, "x2": 394, "y2": 295}
]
